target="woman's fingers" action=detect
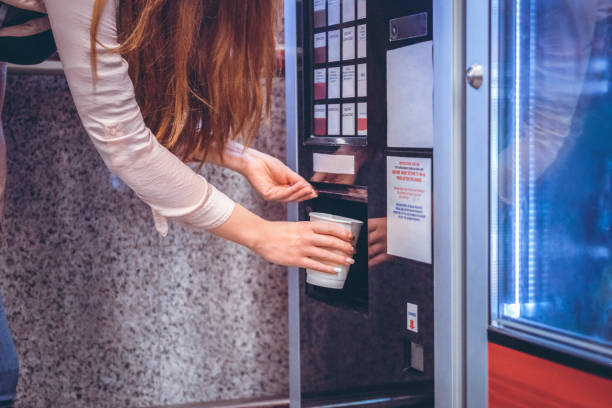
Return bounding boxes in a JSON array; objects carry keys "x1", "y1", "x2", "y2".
[
  {"x1": 368, "y1": 230, "x2": 385, "y2": 246},
  {"x1": 310, "y1": 172, "x2": 325, "y2": 182},
  {"x1": 368, "y1": 242, "x2": 386, "y2": 259},
  {"x1": 265, "y1": 182, "x2": 310, "y2": 202},
  {"x1": 368, "y1": 222, "x2": 378, "y2": 233},
  {"x1": 285, "y1": 187, "x2": 317, "y2": 202},
  {"x1": 268, "y1": 180, "x2": 303, "y2": 199},
  {"x1": 369, "y1": 253, "x2": 391, "y2": 268},
  {"x1": 300, "y1": 257, "x2": 340, "y2": 275},
  {"x1": 284, "y1": 184, "x2": 316, "y2": 202},
  {"x1": 310, "y1": 222, "x2": 353, "y2": 242},
  {"x1": 311, "y1": 234, "x2": 355, "y2": 256},
  {"x1": 304, "y1": 247, "x2": 353, "y2": 266}
]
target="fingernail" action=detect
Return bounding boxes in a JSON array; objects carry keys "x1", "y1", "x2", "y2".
[
  {"x1": 333, "y1": 267, "x2": 342, "y2": 274},
  {"x1": 346, "y1": 258, "x2": 355, "y2": 264}
]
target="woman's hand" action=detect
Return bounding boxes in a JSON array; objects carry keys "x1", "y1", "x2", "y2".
[
  {"x1": 367, "y1": 217, "x2": 393, "y2": 268},
  {"x1": 253, "y1": 220, "x2": 356, "y2": 274},
  {"x1": 243, "y1": 149, "x2": 317, "y2": 202},
  {"x1": 194, "y1": 142, "x2": 316, "y2": 202},
  {"x1": 211, "y1": 205, "x2": 355, "y2": 274}
]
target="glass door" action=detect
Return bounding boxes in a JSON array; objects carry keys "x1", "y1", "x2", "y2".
[{"x1": 490, "y1": 0, "x2": 612, "y2": 359}]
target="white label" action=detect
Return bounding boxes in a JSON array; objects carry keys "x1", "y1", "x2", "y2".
[
  {"x1": 314, "y1": 68, "x2": 326, "y2": 83},
  {"x1": 328, "y1": 104, "x2": 341, "y2": 135},
  {"x1": 387, "y1": 41, "x2": 434, "y2": 148},
  {"x1": 357, "y1": 24, "x2": 367, "y2": 58},
  {"x1": 314, "y1": 104, "x2": 326, "y2": 118},
  {"x1": 328, "y1": 30, "x2": 341, "y2": 62},
  {"x1": 342, "y1": 65, "x2": 355, "y2": 98},
  {"x1": 357, "y1": 0, "x2": 366, "y2": 19},
  {"x1": 386, "y1": 157, "x2": 432, "y2": 264},
  {"x1": 342, "y1": 0, "x2": 355, "y2": 22},
  {"x1": 342, "y1": 27, "x2": 355, "y2": 60},
  {"x1": 328, "y1": 67, "x2": 341, "y2": 99},
  {"x1": 357, "y1": 63, "x2": 367, "y2": 97},
  {"x1": 328, "y1": 0, "x2": 340, "y2": 25},
  {"x1": 314, "y1": 32, "x2": 326, "y2": 48},
  {"x1": 342, "y1": 103, "x2": 355, "y2": 136},
  {"x1": 313, "y1": 0, "x2": 325, "y2": 11},
  {"x1": 313, "y1": 153, "x2": 355, "y2": 175},
  {"x1": 407, "y1": 303, "x2": 418, "y2": 332},
  {"x1": 357, "y1": 102, "x2": 367, "y2": 136}
]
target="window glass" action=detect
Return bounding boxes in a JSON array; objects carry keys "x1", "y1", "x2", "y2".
[{"x1": 492, "y1": 0, "x2": 612, "y2": 352}]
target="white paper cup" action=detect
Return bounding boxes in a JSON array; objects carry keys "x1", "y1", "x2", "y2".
[{"x1": 306, "y1": 212, "x2": 363, "y2": 289}]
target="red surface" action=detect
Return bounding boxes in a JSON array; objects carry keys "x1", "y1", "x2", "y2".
[
  {"x1": 314, "y1": 46, "x2": 326, "y2": 64},
  {"x1": 314, "y1": 118, "x2": 326, "y2": 136},
  {"x1": 314, "y1": 10, "x2": 326, "y2": 28},
  {"x1": 314, "y1": 82, "x2": 326, "y2": 100},
  {"x1": 489, "y1": 342, "x2": 612, "y2": 407},
  {"x1": 357, "y1": 117, "x2": 367, "y2": 131}
]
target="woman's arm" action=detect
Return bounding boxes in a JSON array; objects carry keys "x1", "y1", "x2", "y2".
[
  {"x1": 41, "y1": 0, "x2": 352, "y2": 273},
  {"x1": 211, "y1": 204, "x2": 356, "y2": 275},
  {"x1": 43, "y1": 0, "x2": 234, "y2": 236},
  {"x1": 202, "y1": 141, "x2": 317, "y2": 203}
]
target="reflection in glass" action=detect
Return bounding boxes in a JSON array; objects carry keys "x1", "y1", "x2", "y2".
[{"x1": 492, "y1": 0, "x2": 612, "y2": 351}]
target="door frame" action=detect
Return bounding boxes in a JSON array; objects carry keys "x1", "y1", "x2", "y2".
[
  {"x1": 464, "y1": 0, "x2": 491, "y2": 406},
  {"x1": 432, "y1": 0, "x2": 468, "y2": 406}
]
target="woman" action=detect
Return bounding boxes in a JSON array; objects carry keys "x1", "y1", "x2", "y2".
[{"x1": 0, "y1": 0, "x2": 355, "y2": 405}]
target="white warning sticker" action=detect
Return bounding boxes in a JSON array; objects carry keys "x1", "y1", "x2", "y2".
[{"x1": 407, "y1": 303, "x2": 418, "y2": 333}]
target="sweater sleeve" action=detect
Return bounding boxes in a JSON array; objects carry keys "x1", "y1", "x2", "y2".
[{"x1": 42, "y1": 0, "x2": 235, "y2": 236}]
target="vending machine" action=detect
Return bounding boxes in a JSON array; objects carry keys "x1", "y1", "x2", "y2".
[
  {"x1": 288, "y1": 0, "x2": 612, "y2": 407},
  {"x1": 464, "y1": 0, "x2": 612, "y2": 406},
  {"x1": 284, "y1": 1, "x2": 437, "y2": 407}
]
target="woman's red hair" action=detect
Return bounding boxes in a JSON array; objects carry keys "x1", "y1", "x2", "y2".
[{"x1": 91, "y1": 0, "x2": 280, "y2": 163}]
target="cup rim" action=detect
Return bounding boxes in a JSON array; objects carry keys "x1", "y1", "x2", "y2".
[{"x1": 309, "y1": 212, "x2": 364, "y2": 225}]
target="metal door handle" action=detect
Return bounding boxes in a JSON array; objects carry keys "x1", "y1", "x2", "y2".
[{"x1": 466, "y1": 64, "x2": 483, "y2": 89}]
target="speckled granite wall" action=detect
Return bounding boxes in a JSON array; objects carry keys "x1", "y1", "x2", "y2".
[{"x1": 0, "y1": 74, "x2": 289, "y2": 408}]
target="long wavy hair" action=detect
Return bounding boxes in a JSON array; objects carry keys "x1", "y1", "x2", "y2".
[{"x1": 90, "y1": 0, "x2": 279, "y2": 163}]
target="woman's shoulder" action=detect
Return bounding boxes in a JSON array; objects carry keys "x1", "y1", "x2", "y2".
[{"x1": 1, "y1": 0, "x2": 45, "y2": 13}]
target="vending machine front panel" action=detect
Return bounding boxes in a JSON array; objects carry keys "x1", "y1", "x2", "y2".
[{"x1": 288, "y1": 1, "x2": 436, "y2": 406}]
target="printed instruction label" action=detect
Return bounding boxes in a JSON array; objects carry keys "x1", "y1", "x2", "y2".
[
  {"x1": 343, "y1": 0, "x2": 355, "y2": 22},
  {"x1": 342, "y1": 27, "x2": 355, "y2": 61},
  {"x1": 327, "y1": 104, "x2": 340, "y2": 135},
  {"x1": 342, "y1": 65, "x2": 356, "y2": 98},
  {"x1": 357, "y1": 63, "x2": 367, "y2": 97},
  {"x1": 357, "y1": 24, "x2": 367, "y2": 58},
  {"x1": 386, "y1": 156, "x2": 432, "y2": 264},
  {"x1": 357, "y1": 0, "x2": 367, "y2": 19},
  {"x1": 342, "y1": 103, "x2": 355, "y2": 135},
  {"x1": 407, "y1": 303, "x2": 418, "y2": 333},
  {"x1": 328, "y1": 67, "x2": 341, "y2": 99},
  {"x1": 328, "y1": 30, "x2": 341, "y2": 62},
  {"x1": 328, "y1": 0, "x2": 340, "y2": 26}
]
